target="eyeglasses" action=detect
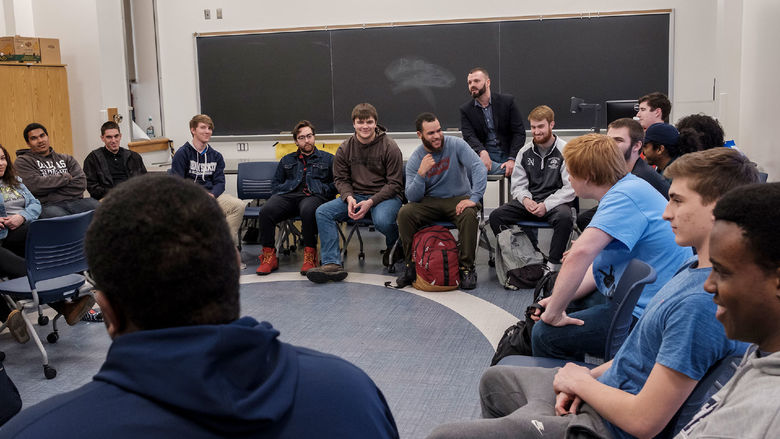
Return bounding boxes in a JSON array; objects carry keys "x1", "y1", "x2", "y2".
[{"x1": 296, "y1": 133, "x2": 314, "y2": 141}]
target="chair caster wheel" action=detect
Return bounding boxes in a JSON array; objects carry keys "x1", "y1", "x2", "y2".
[
  {"x1": 358, "y1": 252, "x2": 365, "y2": 261},
  {"x1": 289, "y1": 245, "x2": 296, "y2": 252},
  {"x1": 488, "y1": 258, "x2": 495, "y2": 268},
  {"x1": 43, "y1": 365, "x2": 57, "y2": 379},
  {"x1": 47, "y1": 332, "x2": 59, "y2": 343},
  {"x1": 38, "y1": 315, "x2": 49, "y2": 326},
  {"x1": 388, "y1": 265, "x2": 397, "y2": 274},
  {"x1": 282, "y1": 249, "x2": 290, "y2": 256}
]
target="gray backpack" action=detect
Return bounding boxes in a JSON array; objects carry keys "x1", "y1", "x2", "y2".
[{"x1": 482, "y1": 225, "x2": 545, "y2": 289}]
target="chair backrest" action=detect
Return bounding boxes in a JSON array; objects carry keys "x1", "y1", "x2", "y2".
[
  {"x1": 657, "y1": 354, "x2": 742, "y2": 438},
  {"x1": 25, "y1": 210, "x2": 94, "y2": 290},
  {"x1": 237, "y1": 161, "x2": 277, "y2": 200},
  {"x1": 603, "y1": 258, "x2": 657, "y2": 360}
]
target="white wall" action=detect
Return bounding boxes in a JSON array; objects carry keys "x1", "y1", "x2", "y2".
[
  {"x1": 29, "y1": 0, "x2": 129, "y2": 163},
  {"x1": 738, "y1": 0, "x2": 779, "y2": 181}
]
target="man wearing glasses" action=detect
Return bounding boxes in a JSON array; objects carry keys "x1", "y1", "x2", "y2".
[
  {"x1": 635, "y1": 92, "x2": 671, "y2": 130},
  {"x1": 256, "y1": 120, "x2": 336, "y2": 276}
]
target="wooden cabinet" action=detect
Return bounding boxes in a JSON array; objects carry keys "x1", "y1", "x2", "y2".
[{"x1": 0, "y1": 64, "x2": 73, "y2": 159}]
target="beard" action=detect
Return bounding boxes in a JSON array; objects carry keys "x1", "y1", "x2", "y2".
[
  {"x1": 422, "y1": 137, "x2": 442, "y2": 152},
  {"x1": 622, "y1": 146, "x2": 633, "y2": 161},
  {"x1": 470, "y1": 84, "x2": 487, "y2": 99},
  {"x1": 533, "y1": 130, "x2": 553, "y2": 145}
]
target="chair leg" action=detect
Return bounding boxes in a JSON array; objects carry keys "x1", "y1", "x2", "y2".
[
  {"x1": 386, "y1": 238, "x2": 402, "y2": 273},
  {"x1": 275, "y1": 223, "x2": 287, "y2": 255},
  {"x1": 337, "y1": 224, "x2": 347, "y2": 258},
  {"x1": 18, "y1": 309, "x2": 56, "y2": 379},
  {"x1": 356, "y1": 227, "x2": 365, "y2": 262},
  {"x1": 343, "y1": 223, "x2": 360, "y2": 259}
]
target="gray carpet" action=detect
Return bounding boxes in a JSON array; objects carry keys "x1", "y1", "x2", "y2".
[{"x1": 1, "y1": 230, "x2": 535, "y2": 439}]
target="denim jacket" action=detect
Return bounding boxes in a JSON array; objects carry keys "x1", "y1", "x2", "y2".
[
  {"x1": 0, "y1": 178, "x2": 42, "y2": 240},
  {"x1": 273, "y1": 148, "x2": 337, "y2": 198}
]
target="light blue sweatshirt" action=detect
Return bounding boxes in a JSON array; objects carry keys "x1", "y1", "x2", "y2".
[{"x1": 405, "y1": 136, "x2": 487, "y2": 204}]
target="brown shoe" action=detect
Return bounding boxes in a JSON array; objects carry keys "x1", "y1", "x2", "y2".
[
  {"x1": 62, "y1": 295, "x2": 96, "y2": 325},
  {"x1": 306, "y1": 263, "x2": 347, "y2": 283},
  {"x1": 6, "y1": 309, "x2": 30, "y2": 344}
]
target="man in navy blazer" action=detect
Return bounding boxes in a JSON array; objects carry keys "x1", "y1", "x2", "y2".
[{"x1": 459, "y1": 67, "x2": 526, "y2": 177}]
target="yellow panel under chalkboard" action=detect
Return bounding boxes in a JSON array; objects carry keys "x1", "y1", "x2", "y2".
[{"x1": 275, "y1": 143, "x2": 341, "y2": 159}]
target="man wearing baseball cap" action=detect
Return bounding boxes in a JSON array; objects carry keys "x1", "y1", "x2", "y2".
[{"x1": 643, "y1": 122, "x2": 692, "y2": 176}]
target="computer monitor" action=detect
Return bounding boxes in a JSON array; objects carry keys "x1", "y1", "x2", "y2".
[{"x1": 605, "y1": 100, "x2": 639, "y2": 126}]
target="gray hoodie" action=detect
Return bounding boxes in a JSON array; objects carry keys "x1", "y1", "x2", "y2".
[{"x1": 676, "y1": 346, "x2": 780, "y2": 438}]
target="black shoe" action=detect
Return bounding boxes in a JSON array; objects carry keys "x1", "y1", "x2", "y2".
[
  {"x1": 395, "y1": 263, "x2": 416, "y2": 288},
  {"x1": 306, "y1": 264, "x2": 348, "y2": 283},
  {"x1": 460, "y1": 268, "x2": 477, "y2": 290},
  {"x1": 81, "y1": 308, "x2": 103, "y2": 322}
]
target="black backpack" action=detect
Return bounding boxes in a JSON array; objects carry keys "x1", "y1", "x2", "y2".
[
  {"x1": 490, "y1": 304, "x2": 543, "y2": 365},
  {"x1": 0, "y1": 353, "x2": 22, "y2": 426},
  {"x1": 490, "y1": 271, "x2": 560, "y2": 365},
  {"x1": 506, "y1": 263, "x2": 548, "y2": 290},
  {"x1": 533, "y1": 270, "x2": 559, "y2": 303}
]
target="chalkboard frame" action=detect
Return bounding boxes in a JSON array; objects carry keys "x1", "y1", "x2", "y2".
[{"x1": 195, "y1": 10, "x2": 671, "y2": 136}]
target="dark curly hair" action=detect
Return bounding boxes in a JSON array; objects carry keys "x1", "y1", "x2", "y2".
[
  {"x1": 85, "y1": 175, "x2": 240, "y2": 330},
  {"x1": 713, "y1": 182, "x2": 780, "y2": 273},
  {"x1": 675, "y1": 114, "x2": 724, "y2": 150}
]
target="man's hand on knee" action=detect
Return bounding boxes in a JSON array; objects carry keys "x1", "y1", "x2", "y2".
[
  {"x1": 540, "y1": 309, "x2": 584, "y2": 327},
  {"x1": 455, "y1": 199, "x2": 477, "y2": 215}
]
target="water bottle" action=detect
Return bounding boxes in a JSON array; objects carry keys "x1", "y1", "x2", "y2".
[{"x1": 146, "y1": 116, "x2": 155, "y2": 138}]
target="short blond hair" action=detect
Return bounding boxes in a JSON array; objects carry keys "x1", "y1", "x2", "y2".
[
  {"x1": 528, "y1": 105, "x2": 554, "y2": 124},
  {"x1": 189, "y1": 114, "x2": 214, "y2": 131},
  {"x1": 563, "y1": 133, "x2": 627, "y2": 186}
]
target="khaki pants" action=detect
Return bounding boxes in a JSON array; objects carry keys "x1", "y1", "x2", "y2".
[
  {"x1": 217, "y1": 193, "x2": 246, "y2": 246},
  {"x1": 397, "y1": 196, "x2": 480, "y2": 269}
]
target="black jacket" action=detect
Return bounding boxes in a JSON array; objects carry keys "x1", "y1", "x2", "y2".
[
  {"x1": 83, "y1": 147, "x2": 147, "y2": 200},
  {"x1": 459, "y1": 92, "x2": 526, "y2": 160}
]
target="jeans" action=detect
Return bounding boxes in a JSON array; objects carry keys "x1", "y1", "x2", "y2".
[
  {"x1": 315, "y1": 194, "x2": 401, "y2": 266},
  {"x1": 531, "y1": 291, "x2": 611, "y2": 361},
  {"x1": 486, "y1": 146, "x2": 509, "y2": 175}
]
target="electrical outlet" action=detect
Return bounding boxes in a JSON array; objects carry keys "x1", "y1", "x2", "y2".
[
  {"x1": 216, "y1": 8, "x2": 223, "y2": 19},
  {"x1": 237, "y1": 142, "x2": 249, "y2": 151},
  {"x1": 204, "y1": 9, "x2": 211, "y2": 19}
]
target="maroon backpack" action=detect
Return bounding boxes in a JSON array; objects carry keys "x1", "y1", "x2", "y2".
[{"x1": 412, "y1": 226, "x2": 460, "y2": 292}]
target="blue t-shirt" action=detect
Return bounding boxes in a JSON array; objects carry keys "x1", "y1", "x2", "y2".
[
  {"x1": 598, "y1": 256, "x2": 747, "y2": 439},
  {"x1": 589, "y1": 173, "x2": 692, "y2": 318}
]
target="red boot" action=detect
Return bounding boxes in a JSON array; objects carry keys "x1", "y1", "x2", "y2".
[
  {"x1": 300, "y1": 246, "x2": 318, "y2": 275},
  {"x1": 256, "y1": 247, "x2": 278, "y2": 275}
]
